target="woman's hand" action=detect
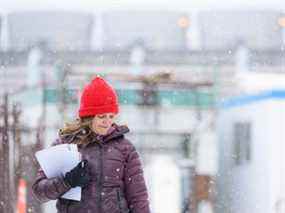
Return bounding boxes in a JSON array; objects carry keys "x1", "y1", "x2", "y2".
[{"x1": 64, "y1": 160, "x2": 91, "y2": 188}]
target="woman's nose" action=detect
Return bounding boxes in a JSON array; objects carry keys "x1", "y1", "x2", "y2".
[{"x1": 103, "y1": 118, "x2": 111, "y2": 124}]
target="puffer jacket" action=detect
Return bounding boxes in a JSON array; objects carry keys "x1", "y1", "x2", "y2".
[{"x1": 32, "y1": 124, "x2": 150, "y2": 213}]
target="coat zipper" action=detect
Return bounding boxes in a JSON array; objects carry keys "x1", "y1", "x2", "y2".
[
  {"x1": 62, "y1": 199, "x2": 71, "y2": 213},
  {"x1": 66, "y1": 200, "x2": 70, "y2": 213},
  {"x1": 116, "y1": 188, "x2": 123, "y2": 213},
  {"x1": 98, "y1": 144, "x2": 103, "y2": 213}
]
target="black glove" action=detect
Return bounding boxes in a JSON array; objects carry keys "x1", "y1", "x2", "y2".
[{"x1": 64, "y1": 160, "x2": 91, "y2": 188}]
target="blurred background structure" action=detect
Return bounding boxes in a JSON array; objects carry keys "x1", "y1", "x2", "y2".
[{"x1": 0, "y1": 5, "x2": 285, "y2": 213}]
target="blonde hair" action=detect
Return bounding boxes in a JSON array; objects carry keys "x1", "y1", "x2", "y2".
[{"x1": 58, "y1": 116, "x2": 94, "y2": 145}]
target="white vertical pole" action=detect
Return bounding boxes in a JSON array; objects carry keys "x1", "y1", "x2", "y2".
[
  {"x1": 91, "y1": 12, "x2": 104, "y2": 51},
  {"x1": 186, "y1": 11, "x2": 201, "y2": 50},
  {"x1": 0, "y1": 12, "x2": 9, "y2": 51}
]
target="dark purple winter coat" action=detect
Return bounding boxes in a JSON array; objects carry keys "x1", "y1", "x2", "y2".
[{"x1": 32, "y1": 124, "x2": 150, "y2": 213}]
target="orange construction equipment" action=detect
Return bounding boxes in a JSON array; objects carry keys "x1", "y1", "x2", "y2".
[{"x1": 16, "y1": 178, "x2": 27, "y2": 213}]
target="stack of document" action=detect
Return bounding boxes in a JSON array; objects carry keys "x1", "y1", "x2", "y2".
[{"x1": 35, "y1": 144, "x2": 82, "y2": 201}]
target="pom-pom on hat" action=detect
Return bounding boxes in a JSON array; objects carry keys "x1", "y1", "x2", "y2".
[{"x1": 78, "y1": 76, "x2": 119, "y2": 118}]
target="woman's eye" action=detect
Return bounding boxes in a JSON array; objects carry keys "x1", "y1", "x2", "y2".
[{"x1": 97, "y1": 114, "x2": 114, "y2": 119}]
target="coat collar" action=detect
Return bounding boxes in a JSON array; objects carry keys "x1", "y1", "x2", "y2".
[{"x1": 103, "y1": 123, "x2": 130, "y2": 142}]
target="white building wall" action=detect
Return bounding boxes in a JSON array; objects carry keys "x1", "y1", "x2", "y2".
[
  {"x1": 217, "y1": 99, "x2": 275, "y2": 213},
  {"x1": 216, "y1": 109, "x2": 232, "y2": 212},
  {"x1": 268, "y1": 100, "x2": 285, "y2": 213},
  {"x1": 278, "y1": 101, "x2": 285, "y2": 212}
]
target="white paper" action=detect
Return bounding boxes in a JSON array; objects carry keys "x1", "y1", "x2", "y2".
[{"x1": 35, "y1": 144, "x2": 82, "y2": 201}]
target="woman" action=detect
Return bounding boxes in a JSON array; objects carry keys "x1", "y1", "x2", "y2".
[{"x1": 32, "y1": 76, "x2": 151, "y2": 213}]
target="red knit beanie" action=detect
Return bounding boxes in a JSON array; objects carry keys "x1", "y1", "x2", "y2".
[{"x1": 78, "y1": 76, "x2": 119, "y2": 118}]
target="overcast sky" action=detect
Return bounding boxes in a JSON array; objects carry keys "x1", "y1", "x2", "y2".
[{"x1": 0, "y1": 0, "x2": 285, "y2": 13}]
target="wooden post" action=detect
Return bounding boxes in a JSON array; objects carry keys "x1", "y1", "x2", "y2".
[{"x1": 1, "y1": 94, "x2": 14, "y2": 213}]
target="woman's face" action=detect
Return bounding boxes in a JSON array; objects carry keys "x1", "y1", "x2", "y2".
[{"x1": 91, "y1": 113, "x2": 116, "y2": 135}]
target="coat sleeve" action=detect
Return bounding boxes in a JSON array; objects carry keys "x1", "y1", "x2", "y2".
[
  {"x1": 32, "y1": 169, "x2": 71, "y2": 202},
  {"x1": 32, "y1": 138, "x2": 72, "y2": 203},
  {"x1": 124, "y1": 142, "x2": 151, "y2": 213}
]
